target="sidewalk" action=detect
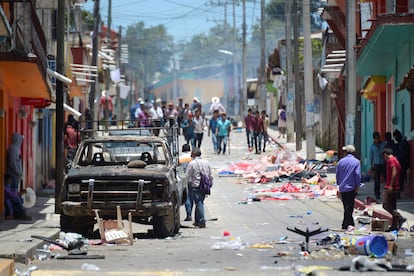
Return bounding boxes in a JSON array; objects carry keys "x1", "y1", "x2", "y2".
[{"x1": 0, "y1": 195, "x2": 60, "y2": 268}]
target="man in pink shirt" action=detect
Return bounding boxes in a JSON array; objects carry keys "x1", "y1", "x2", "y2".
[{"x1": 382, "y1": 147, "x2": 406, "y2": 231}]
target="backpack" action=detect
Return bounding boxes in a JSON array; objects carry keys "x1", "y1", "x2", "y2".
[
  {"x1": 200, "y1": 173, "x2": 212, "y2": 195},
  {"x1": 196, "y1": 160, "x2": 212, "y2": 195},
  {"x1": 280, "y1": 110, "x2": 286, "y2": 121}
]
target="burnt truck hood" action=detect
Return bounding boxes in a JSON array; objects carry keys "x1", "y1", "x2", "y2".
[{"x1": 66, "y1": 164, "x2": 170, "y2": 179}]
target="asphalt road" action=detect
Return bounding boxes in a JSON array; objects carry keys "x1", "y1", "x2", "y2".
[{"x1": 15, "y1": 127, "x2": 413, "y2": 275}]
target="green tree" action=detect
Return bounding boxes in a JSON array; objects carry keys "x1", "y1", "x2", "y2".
[
  {"x1": 177, "y1": 23, "x2": 237, "y2": 70},
  {"x1": 124, "y1": 22, "x2": 174, "y2": 88},
  {"x1": 266, "y1": 0, "x2": 326, "y2": 32}
]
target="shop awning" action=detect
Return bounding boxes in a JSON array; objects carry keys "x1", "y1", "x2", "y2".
[
  {"x1": 0, "y1": 60, "x2": 50, "y2": 99},
  {"x1": 360, "y1": 76, "x2": 386, "y2": 100}
]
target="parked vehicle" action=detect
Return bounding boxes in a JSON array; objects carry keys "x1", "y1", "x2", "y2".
[{"x1": 58, "y1": 126, "x2": 187, "y2": 238}]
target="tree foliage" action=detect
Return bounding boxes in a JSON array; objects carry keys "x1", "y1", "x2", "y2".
[
  {"x1": 124, "y1": 22, "x2": 174, "y2": 86},
  {"x1": 266, "y1": 0, "x2": 326, "y2": 32},
  {"x1": 177, "y1": 24, "x2": 237, "y2": 70}
]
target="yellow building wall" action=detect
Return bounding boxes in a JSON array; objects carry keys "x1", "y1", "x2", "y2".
[{"x1": 152, "y1": 79, "x2": 225, "y2": 105}]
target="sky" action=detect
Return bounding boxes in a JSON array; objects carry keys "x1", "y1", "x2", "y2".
[{"x1": 83, "y1": 0, "x2": 264, "y2": 42}]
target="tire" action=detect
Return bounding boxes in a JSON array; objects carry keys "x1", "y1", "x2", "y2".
[
  {"x1": 153, "y1": 196, "x2": 179, "y2": 238},
  {"x1": 60, "y1": 214, "x2": 95, "y2": 238}
]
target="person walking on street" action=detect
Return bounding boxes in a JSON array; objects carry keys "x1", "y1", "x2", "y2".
[
  {"x1": 186, "y1": 148, "x2": 213, "y2": 228},
  {"x1": 244, "y1": 108, "x2": 254, "y2": 151},
  {"x1": 336, "y1": 145, "x2": 361, "y2": 230},
  {"x1": 277, "y1": 105, "x2": 287, "y2": 139},
  {"x1": 193, "y1": 108, "x2": 205, "y2": 148},
  {"x1": 382, "y1": 147, "x2": 407, "y2": 231},
  {"x1": 208, "y1": 110, "x2": 219, "y2": 153},
  {"x1": 209, "y1": 97, "x2": 226, "y2": 115},
  {"x1": 179, "y1": 144, "x2": 194, "y2": 221},
  {"x1": 182, "y1": 112, "x2": 195, "y2": 149},
  {"x1": 216, "y1": 112, "x2": 232, "y2": 155},
  {"x1": 64, "y1": 123, "x2": 80, "y2": 166},
  {"x1": 7, "y1": 133, "x2": 24, "y2": 193},
  {"x1": 252, "y1": 110, "x2": 264, "y2": 154},
  {"x1": 393, "y1": 129, "x2": 410, "y2": 193},
  {"x1": 261, "y1": 110, "x2": 270, "y2": 152},
  {"x1": 370, "y1": 131, "x2": 386, "y2": 200}
]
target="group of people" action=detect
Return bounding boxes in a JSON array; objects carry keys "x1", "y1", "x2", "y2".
[
  {"x1": 244, "y1": 108, "x2": 270, "y2": 154},
  {"x1": 336, "y1": 129, "x2": 410, "y2": 232}
]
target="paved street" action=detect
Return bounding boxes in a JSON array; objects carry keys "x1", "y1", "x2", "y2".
[{"x1": 1, "y1": 126, "x2": 414, "y2": 275}]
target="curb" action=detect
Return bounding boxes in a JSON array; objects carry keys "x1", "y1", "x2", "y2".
[{"x1": 0, "y1": 259, "x2": 14, "y2": 276}]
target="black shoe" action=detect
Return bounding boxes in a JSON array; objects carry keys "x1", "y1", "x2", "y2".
[
  {"x1": 193, "y1": 222, "x2": 206, "y2": 228},
  {"x1": 263, "y1": 149, "x2": 265, "y2": 152},
  {"x1": 184, "y1": 216, "x2": 192, "y2": 221},
  {"x1": 399, "y1": 217, "x2": 407, "y2": 228},
  {"x1": 217, "y1": 149, "x2": 221, "y2": 154}
]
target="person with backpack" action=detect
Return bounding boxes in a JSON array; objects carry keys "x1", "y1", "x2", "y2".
[
  {"x1": 186, "y1": 148, "x2": 213, "y2": 228},
  {"x1": 278, "y1": 105, "x2": 287, "y2": 139}
]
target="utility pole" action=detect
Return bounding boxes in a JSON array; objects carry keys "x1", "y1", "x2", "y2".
[
  {"x1": 285, "y1": 0, "x2": 294, "y2": 143},
  {"x1": 116, "y1": 25, "x2": 122, "y2": 121},
  {"x1": 89, "y1": 0, "x2": 100, "y2": 130},
  {"x1": 293, "y1": 0, "x2": 302, "y2": 151},
  {"x1": 55, "y1": 0, "x2": 65, "y2": 211},
  {"x1": 241, "y1": 0, "x2": 247, "y2": 121},
  {"x1": 346, "y1": 0, "x2": 357, "y2": 146},
  {"x1": 259, "y1": 0, "x2": 266, "y2": 111},
  {"x1": 303, "y1": 0, "x2": 315, "y2": 159},
  {"x1": 104, "y1": 0, "x2": 112, "y2": 129},
  {"x1": 232, "y1": 0, "x2": 239, "y2": 119}
]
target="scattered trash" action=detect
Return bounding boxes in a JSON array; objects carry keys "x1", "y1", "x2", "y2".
[
  {"x1": 81, "y1": 263, "x2": 100, "y2": 271},
  {"x1": 249, "y1": 243, "x2": 274, "y2": 249},
  {"x1": 296, "y1": 265, "x2": 333, "y2": 274},
  {"x1": 350, "y1": 256, "x2": 391, "y2": 272},
  {"x1": 278, "y1": 235, "x2": 287, "y2": 242},
  {"x1": 316, "y1": 234, "x2": 341, "y2": 246},
  {"x1": 211, "y1": 237, "x2": 245, "y2": 250},
  {"x1": 15, "y1": 266, "x2": 38, "y2": 276},
  {"x1": 223, "y1": 231, "x2": 231, "y2": 237},
  {"x1": 405, "y1": 249, "x2": 414, "y2": 256}
]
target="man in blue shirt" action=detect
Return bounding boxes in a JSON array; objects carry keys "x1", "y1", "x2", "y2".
[
  {"x1": 208, "y1": 109, "x2": 219, "y2": 153},
  {"x1": 370, "y1": 131, "x2": 386, "y2": 200},
  {"x1": 336, "y1": 145, "x2": 361, "y2": 230},
  {"x1": 215, "y1": 113, "x2": 232, "y2": 155}
]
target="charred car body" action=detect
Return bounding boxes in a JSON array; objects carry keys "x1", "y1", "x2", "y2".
[{"x1": 59, "y1": 130, "x2": 187, "y2": 238}]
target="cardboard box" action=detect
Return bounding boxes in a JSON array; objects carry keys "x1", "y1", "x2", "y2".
[
  {"x1": 388, "y1": 240, "x2": 398, "y2": 255},
  {"x1": 0, "y1": 259, "x2": 14, "y2": 276},
  {"x1": 371, "y1": 219, "x2": 389, "y2": 231}
]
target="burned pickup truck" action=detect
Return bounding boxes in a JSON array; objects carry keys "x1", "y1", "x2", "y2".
[{"x1": 59, "y1": 134, "x2": 187, "y2": 238}]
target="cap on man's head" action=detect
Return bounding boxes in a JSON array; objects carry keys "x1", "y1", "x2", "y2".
[
  {"x1": 342, "y1": 145, "x2": 356, "y2": 153},
  {"x1": 182, "y1": 144, "x2": 191, "y2": 152}
]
